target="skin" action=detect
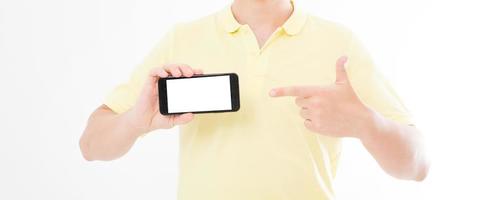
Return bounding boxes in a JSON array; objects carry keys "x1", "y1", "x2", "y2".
[
  {"x1": 80, "y1": 0, "x2": 429, "y2": 181},
  {"x1": 80, "y1": 65, "x2": 202, "y2": 161},
  {"x1": 231, "y1": 0, "x2": 293, "y2": 47},
  {"x1": 270, "y1": 56, "x2": 429, "y2": 181}
]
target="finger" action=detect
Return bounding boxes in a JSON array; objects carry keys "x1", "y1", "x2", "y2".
[
  {"x1": 165, "y1": 65, "x2": 182, "y2": 77},
  {"x1": 335, "y1": 56, "x2": 349, "y2": 84},
  {"x1": 144, "y1": 68, "x2": 168, "y2": 93},
  {"x1": 304, "y1": 119, "x2": 315, "y2": 131},
  {"x1": 299, "y1": 109, "x2": 311, "y2": 119},
  {"x1": 270, "y1": 86, "x2": 321, "y2": 97},
  {"x1": 149, "y1": 67, "x2": 169, "y2": 78},
  {"x1": 172, "y1": 113, "x2": 194, "y2": 125},
  {"x1": 178, "y1": 65, "x2": 194, "y2": 77},
  {"x1": 193, "y1": 69, "x2": 204, "y2": 75},
  {"x1": 295, "y1": 97, "x2": 310, "y2": 108}
]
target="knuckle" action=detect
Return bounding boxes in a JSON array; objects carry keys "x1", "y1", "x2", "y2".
[
  {"x1": 180, "y1": 65, "x2": 192, "y2": 71},
  {"x1": 178, "y1": 63, "x2": 191, "y2": 68},
  {"x1": 149, "y1": 67, "x2": 165, "y2": 77},
  {"x1": 304, "y1": 120, "x2": 312, "y2": 128},
  {"x1": 148, "y1": 68, "x2": 158, "y2": 75},
  {"x1": 311, "y1": 98, "x2": 321, "y2": 107},
  {"x1": 299, "y1": 109, "x2": 306, "y2": 117},
  {"x1": 295, "y1": 98, "x2": 303, "y2": 106},
  {"x1": 163, "y1": 64, "x2": 177, "y2": 70}
]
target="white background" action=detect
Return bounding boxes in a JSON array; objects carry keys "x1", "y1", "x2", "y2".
[{"x1": 1, "y1": 0, "x2": 494, "y2": 199}]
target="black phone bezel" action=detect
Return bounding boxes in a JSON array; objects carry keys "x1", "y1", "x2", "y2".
[{"x1": 158, "y1": 73, "x2": 240, "y2": 115}]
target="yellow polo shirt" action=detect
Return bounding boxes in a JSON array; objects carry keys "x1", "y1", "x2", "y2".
[{"x1": 104, "y1": 1, "x2": 412, "y2": 199}]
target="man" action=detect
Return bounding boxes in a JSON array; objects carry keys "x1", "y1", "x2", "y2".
[{"x1": 79, "y1": 0, "x2": 429, "y2": 199}]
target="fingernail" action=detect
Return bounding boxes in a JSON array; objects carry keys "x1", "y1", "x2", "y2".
[
  {"x1": 342, "y1": 56, "x2": 348, "y2": 66},
  {"x1": 340, "y1": 56, "x2": 347, "y2": 64},
  {"x1": 269, "y1": 89, "x2": 276, "y2": 97}
]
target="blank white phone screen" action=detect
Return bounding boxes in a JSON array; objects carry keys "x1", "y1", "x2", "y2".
[{"x1": 166, "y1": 76, "x2": 232, "y2": 113}]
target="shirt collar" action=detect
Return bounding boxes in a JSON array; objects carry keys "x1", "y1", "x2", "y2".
[{"x1": 217, "y1": 0, "x2": 307, "y2": 36}]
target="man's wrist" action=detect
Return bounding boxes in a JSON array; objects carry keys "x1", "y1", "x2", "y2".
[
  {"x1": 356, "y1": 107, "x2": 388, "y2": 142},
  {"x1": 120, "y1": 109, "x2": 149, "y2": 138}
]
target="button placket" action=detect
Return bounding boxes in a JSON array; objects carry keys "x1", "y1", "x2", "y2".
[{"x1": 239, "y1": 26, "x2": 284, "y2": 105}]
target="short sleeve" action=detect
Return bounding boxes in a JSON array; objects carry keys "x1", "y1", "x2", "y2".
[
  {"x1": 103, "y1": 27, "x2": 176, "y2": 114},
  {"x1": 345, "y1": 33, "x2": 414, "y2": 125}
]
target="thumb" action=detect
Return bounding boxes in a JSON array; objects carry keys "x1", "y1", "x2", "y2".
[{"x1": 335, "y1": 56, "x2": 349, "y2": 84}]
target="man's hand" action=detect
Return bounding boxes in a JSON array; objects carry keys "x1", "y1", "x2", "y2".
[
  {"x1": 269, "y1": 56, "x2": 372, "y2": 138},
  {"x1": 127, "y1": 64, "x2": 204, "y2": 134},
  {"x1": 270, "y1": 56, "x2": 430, "y2": 181},
  {"x1": 79, "y1": 64, "x2": 203, "y2": 161}
]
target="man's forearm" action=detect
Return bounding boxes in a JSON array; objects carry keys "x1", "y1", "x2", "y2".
[
  {"x1": 359, "y1": 110, "x2": 429, "y2": 181},
  {"x1": 79, "y1": 106, "x2": 143, "y2": 161}
]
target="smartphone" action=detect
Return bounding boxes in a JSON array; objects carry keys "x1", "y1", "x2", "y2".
[{"x1": 158, "y1": 73, "x2": 240, "y2": 115}]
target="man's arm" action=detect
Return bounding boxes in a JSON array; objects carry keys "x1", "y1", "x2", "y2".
[
  {"x1": 80, "y1": 105, "x2": 144, "y2": 161},
  {"x1": 360, "y1": 111, "x2": 429, "y2": 181},
  {"x1": 270, "y1": 56, "x2": 429, "y2": 181},
  {"x1": 79, "y1": 65, "x2": 201, "y2": 161}
]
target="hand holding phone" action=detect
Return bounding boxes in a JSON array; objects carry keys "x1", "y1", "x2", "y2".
[
  {"x1": 125, "y1": 64, "x2": 204, "y2": 133},
  {"x1": 158, "y1": 73, "x2": 240, "y2": 115}
]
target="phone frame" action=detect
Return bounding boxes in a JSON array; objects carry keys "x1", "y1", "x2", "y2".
[{"x1": 158, "y1": 73, "x2": 240, "y2": 115}]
